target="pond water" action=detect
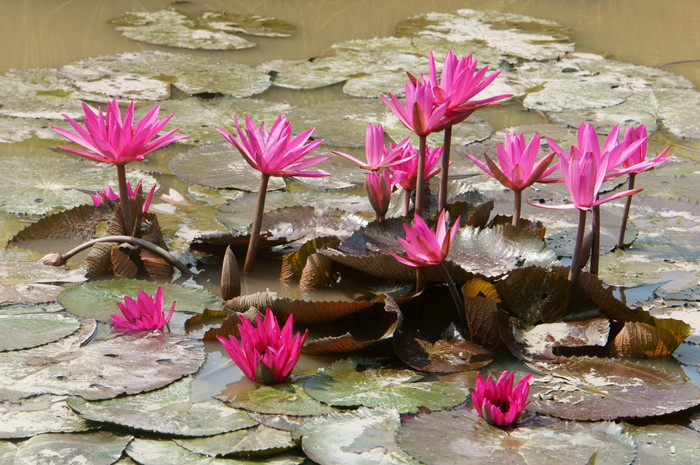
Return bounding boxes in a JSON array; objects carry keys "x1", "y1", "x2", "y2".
[{"x1": 1, "y1": 1, "x2": 700, "y2": 463}]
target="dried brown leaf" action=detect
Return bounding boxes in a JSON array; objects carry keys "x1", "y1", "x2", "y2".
[{"x1": 612, "y1": 317, "x2": 692, "y2": 357}]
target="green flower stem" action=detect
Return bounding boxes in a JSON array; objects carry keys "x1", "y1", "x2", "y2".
[
  {"x1": 438, "y1": 126, "x2": 452, "y2": 212},
  {"x1": 569, "y1": 209, "x2": 588, "y2": 282},
  {"x1": 244, "y1": 173, "x2": 270, "y2": 273},
  {"x1": 415, "y1": 134, "x2": 427, "y2": 218},
  {"x1": 512, "y1": 190, "x2": 522, "y2": 227},
  {"x1": 49, "y1": 235, "x2": 191, "y2": 275},
  {"x1": 439, "y1": 261, "x2": 466, "y2": 330},
  {"x1": 116, "y1": 164, "x2": 133, "y2": 236},
  {"x1": 616, "y1": 173, "x2": 636, "y2": 249},
  {"x1": 590, "y1": 205, "x2": 600, "y2": 276}
]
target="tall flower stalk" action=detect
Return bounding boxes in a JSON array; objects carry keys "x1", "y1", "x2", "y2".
[
  {"x1": 217, "y1": 114, "x2": 328, "y2": 273},
  {"x1": 391, "y1": 143, "x2": 443, "y2": 216},
  {"x1": 53, "y1": 99, "x2": 186, "y2": 235}
]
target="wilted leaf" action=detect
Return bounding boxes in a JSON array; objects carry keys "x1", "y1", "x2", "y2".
[
  {"x1": 611, "y1": 317, "x2": 692, "y2": 357},
  {"x1": 398, "y1": 409, "x2": 635, "y2": 465},
  {"x1": 281, "y1": 237, "x2": 339, "y2": 283},
  {"x1": 0, "y1": 311, "x2": 80, "y2": 351},
  {"x1": 526, "y1": 357, "x2": 700, "y2": 420},
  {"x1": 67, "y1": 377, "x2": 256, "y2": 436},
  {"x1": 59, "y1": 279, "x2": 223, "y2": 322},
  {"x1": 175, "y1": 425, "x2": 296, "y2": 457},
  {"x1": 304, "y1": 358, "x2": 469, "y2": 413},
  {"x1": 295, "y1": 407, "x2": 420, "y2": 465},
  {"x1": 0, "y1": 320, "x2": 206, "y2": 402},
  {"x1": 14, "y1": 431, "x2": 132, "y2": 465},
  {"x1": 0, "y1": 395, "x2": 91, "y2": 439}
]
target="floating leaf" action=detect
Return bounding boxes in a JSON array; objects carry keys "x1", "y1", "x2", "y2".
[
  {"x1": 628, "y1": 424, "x2": 700, "y2": 464},
  {"x1": 398, "y1": 409, "x2": 635, "y2": 465},
  {"x1": 58, "y1": 279, "x2": 222, "y2": 322},
  {"x1": 0, "y1": 395, "x2": 91, "y2": 439},
  {"x1": 126, "y1": 438, "x2": 303, "y2": 464},
  {"x1": 611, "y1": 317, "x2": 692, "y2": 357},
  {"x1": 464, "y1": 294, "x2": 504, "y2": 350},
  {"x1": 526, "y1": 357, "x2": 700, "y2": 420},
  {"x1": 175, "y1": 425, "x2": 296, "y2": 457},
  {"x1": 0, "y1": 261, "x2": 86, "y2": 304},
  {"x1": 392, "y1": 325, "x2": 493, "y2": 373},
  {"x1": 0, "y1": 311, "x2": 80, "y2": 351},
  {"x1": 195, "y1": 11, "x2": 295, "y2": 38},
  {"x1": 0, "y1": 320, "x2": 206, "y2": 402},
  {"x1": 304, "y1": 358, "x2": 469, "y2": 413},
  {"x1": 14, "y1": 431, "x2": 132, "y2": 465},
  {"x1": 217, "y1": 379, "x2": 336, "y2": 416},
  {"x1": 294, "y1": 407, "x2": 420, "y2": 465},
  {"x1": 67, "y1": 377, "x2": 256, "y2": 437}
]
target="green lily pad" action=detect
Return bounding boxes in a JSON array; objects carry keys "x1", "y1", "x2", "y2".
[
  {"x1": 526, "y1": 357, "x2": 700, "y2": 420},
  {"x1": 0, "y1": 261, "x2": 86, "y2": 304},
  {"x1": 628, "y1": 423, "x2": 700, "y2": 464},
  {"x1": 398, "y1": 409, "x2": 635, "y2": 465},
  {"x1": 0, "y1": 319, "x2": 206, "y2": 402},
  {"x1": 58, "y1": 279, "x2": 223, "y2": 322},
  {"x1": 67, "y1": 377, "x2": 256, "y2": 436},
  {"x1": 0, "y1": 395, "x2": 91, "y2": 439},
  {"x1": 0, "y1": 311, "x2": 80, "y2": 351},
  {"x1": 175, "y1": 425, "x2": 296, "y2": 457},
  {"x1": 13, "y1": 431, "x2": 132, "y2": 465},
  {"x1": 304, "y1": 358, "x2": 469, "y2": 413},
  {"x1": 217, "y1": 378, "x2": 337, "y2": 416},
  {"x1": 126, "y1": 438, "x2": 304, "y2": 464},
  {"x1": 655, "y1": 88, "x2": 700, "y2": 139},
  {"x1": 60, "y1": 51, "x2": 271, "y2": 98},
  {"x1": 294, "y1": 407, "x2": 420, "y2": 465},
  {"x1": 148, "y1": 97, "x2": 293, "y2": 144}
]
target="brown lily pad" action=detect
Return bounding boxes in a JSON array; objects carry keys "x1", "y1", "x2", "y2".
[
  {"x1": 611, "y1": 317, "x2": 692, "y2": 357},
  {"x1": 526, "y1": 356, "x2": 700, "y2": 420}
]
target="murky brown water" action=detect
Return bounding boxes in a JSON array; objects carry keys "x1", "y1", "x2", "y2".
[{"x1": 2, "y1": 0, "x2": 699, "y2": 86}]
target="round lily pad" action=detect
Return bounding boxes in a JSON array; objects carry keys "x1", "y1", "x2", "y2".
[
  {"x1": 628, "y1": 423, "x2": 700, "y2": 464},
  {"x1": 175, "y1": 425, "x2": 296, "y2": 457},
  {"x1": 14, "y1": 431, "x2": 132, "y2": 465},
  {"x1": 58, "y1": 278, "x2": 223, "y2": 322},
  {"x1": 67, "y1": 377, "x2": 256, "y2": 437},
  {"x1": 0, "y1": 395, "x2": 91, "y2": 439},
  {"x1": 304, "y1": 358, "x2": 469, "y2": 413},
  {"x1": 0, "y1": 312, "x2": 80, "y2": 351}
]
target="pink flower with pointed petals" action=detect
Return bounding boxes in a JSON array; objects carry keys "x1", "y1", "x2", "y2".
[
  {"x1": 365, "y1": 170, "x2": 398, "y2": 221},
  {"x1": 52, "y1": 99, "x2": 187, "y2": 165},
  {"x1": 382, "y1": 79, "x2": 451, "y2": 136},
  {"x1": 391, "y1": 143, "x2": 443, "y2": 191},
  {"x1": 614, "y1": 124, "x2": 672, "y2": 175},
  {"x1": 531, "y1": 149, "x2": 642, "y2": 211},
  {"x1": 424, "y1": 50, "x2": 512, "y2": 125},
  {"x1": 110, "y1": 287, "x2": 176, "y2": 332},
  {"x1": 465, "y1": 132, "x2": 555, "y2": 192},
  {"x1": 90, "y1": 180, "x2": 156, "y2": 214},
  {"x1": 332, "y1": 123, "x2": 413, "y2": 171},
  {"x1": 217, "y1": 308, "x2": 307, "y2": 384},
  {"x1": 394, "y1": 209, "x2": 460, "y2": 267},
  {"x1": 472, "y1": 371, "x2": 532, "y2": 428},
  {"x1": 216, "y1": 114, "x2": 329, "y2": 178}
]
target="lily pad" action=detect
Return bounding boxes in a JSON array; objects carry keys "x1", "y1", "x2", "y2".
[
  {"x1": 58, "y1": 279, "x2": 223, "y2": 322},
  {"x1": 294, "y1": 407, "x2": 420, "y2": 465},
  {"x1": 60, "y1": 51, "x2": 271, "y2": 98},
  {"x1": 628, "y1": 424, "x2": 700, "y2": 464},
  {"x1": 526, "y1": 357, "x2": 700, "y2": 420},
  {"x1": 0, "y1": 319, "x2": 206, "y2": 402},
  {"x1": 304, "y1": 358, "x2": 469, "y2": 413},
  {"x1": 0, "y1": 395, "x2": 91, "y2": 439},
  {"x1": 175, "y1": 425, "x2": 296, "y2": 457},
  {"x1": 13, "y1": 431, "x2": 132, "y2": 465},
  {"x1": 398, "y1": 409, "x2": 635, "y2": 465},
  {"x1": 0, "y1": 261, "x2": 86, "y2": 304},
  {"x1": 67, "y1": 377, "x2": 256, "y2": 437},
  {"x1": 0, "y1": 311, "x2": 80, "y2": 351},
  {"x1": 126, "y1": 438, "x2": 303, "y2": 464},
  {"x1": 195, "y1": 11, "x2": 295, "y2": 38}
]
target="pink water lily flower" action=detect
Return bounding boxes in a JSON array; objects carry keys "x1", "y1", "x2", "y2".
[
  {"x1": 53, "y1": 99, "x2": 186, "y2": 166},
  {"x1": 217, "y1": 308, "x2": 307, "y2": 384},
  {"x1": 394, "y1": 209, "x2": 460, "y2": 267},
  {"x1": 382, "y1": 79, "x2": 450, "y2": 137},
  {"x1": 217, "y1": 114, "x2": 329, "y2": 178},
  {"x1": 332, "y1": 123, "x2": 413, "y2": 171},
  {"x1": 614, "y1": 124, "x2": 672, "y2": 175},
  {"x1": 365, "y1": 169, "x2": 397, "y2": 222},
  {"x1": 91, "y1": 180, "x2": 156, "y2": 214},
  {"x1": 391, "y1": 143, "x2": 443, "y2": 192},
  {"x1": 472, "y1": 371, "x2": 532, "y2": 428},
  {"x1": 111, "y1": 287, "x2": 176, "y2": 332}
]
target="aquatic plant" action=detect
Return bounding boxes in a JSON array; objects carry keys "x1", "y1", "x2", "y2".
[
  {"x1": 111, "y1": 286, "x2": 176, "y2": 332},
  {"x1": 364, "y1": 169, "x2": 397, "y2": 222},
  {"x1": 465, "y1": 131, "x2": 555, "y2": 227},
  {"x1": 90, "y1": 180, "x2": 156, "y2": 215},
  {"x1": 471, "y1": 371, "x2": 532, "y2": 428},
  {"x1": 390, "y1": 142, "x2": 443, "y2": 216},
  {"x1": 217, "y1": 307, "x2": 307, "y2": 384},
  {"x1": 332, "y1": 123, "x2": 412, "y2": 171},
  {"x1": 52, "y1": 99, "x2": 186, "y2": 235},
  {"x1": 217, "y1": 114, "x2": 329, "y2": 272}
]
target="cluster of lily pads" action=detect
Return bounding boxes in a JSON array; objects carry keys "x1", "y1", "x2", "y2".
[{"x1": 1, "y1": 7, "x2": 700, "y2": 465}]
